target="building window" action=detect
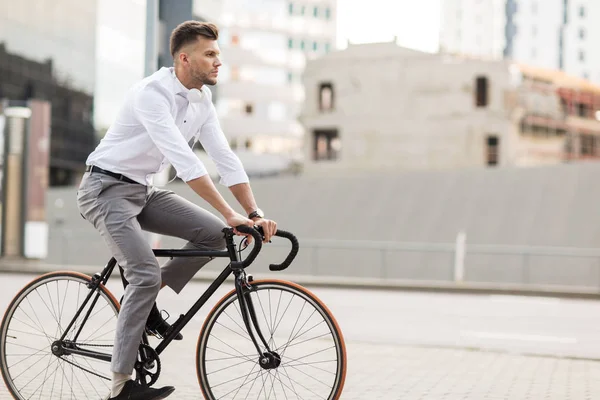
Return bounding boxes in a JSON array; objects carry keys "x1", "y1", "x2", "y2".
[
  {"x1": 288, "y1": 2, "x2": 293, "y2": 15},
  {"x1": 583, "y1": 72, "x2": 589, "y2": 80},
  {"x1": 287, "y1": 71, "x2": 293, "y2": 84},
  {"x1": 486, "y1": 136, "x2": 499, "y2": 166},
  {"x1": 532, "y1": 2, "x2": 537, "y2": 13},
  {"x1": 300, "y1": 5, "x2": 306, "y2": 15},
  {"x1": 324, "y1": 43, "x2": 331, "y2": 53},
  {"x1": 579, "y1": 50, "x2": 585, "y2": 61},
  {"x1": 318, "y1": 82, "x2": 334, "y2": 112},
  {"x1": 288, "y1": 38, "x2": 294, "y2": 49},
  {"x1": 313, "y1": 6, "x2": 318, "y2": 17},
  {"x1": 245, "y1": 103, "x2": 253, "y2": 114},
  {"x1": 313, "y1": 129, "x2": 340, "y2": 161},
  {"x1": 580, "y1": 28, "x2": 585, "y2": 39},
  {"x1": 325, "y1": 8, "x2": 331, "y2": 19},
  {"x1": 300, "y1": 40, "x2": 305, "y2": 50},
  {"x1": 579, "y1": 6, "x2": 585, "y2": 17},
  {"x1": 313, "y1": 41, "x2": 318, "y2": 51},
  {"x1": 577, "y1": 103, "x2": 588, "y2": 117},
  {"x1": 475, "y1": 76, "x2": 489, "y2": 107},
  {"x1": 581, "y1": 135, "x2": 598, "y2": 156}
]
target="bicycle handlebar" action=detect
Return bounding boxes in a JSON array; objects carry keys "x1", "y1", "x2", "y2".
[
  {"x1": 234, "y1": 225, "x2": 299, "y2": 271},
  {"x1": 268, "y1": 229, "x2": 299, "y2": 271},
  {"x1": 234, "y1": 225, "x2": 263, "y2": 267}
]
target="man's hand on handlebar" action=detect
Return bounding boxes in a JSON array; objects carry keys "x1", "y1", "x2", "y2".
[
  {"x1": 227, "y1": 212, "x2": 254, "y2": 236},
  {"x1": 254, "y1": 218, "x2": 278, "y2": 243}
]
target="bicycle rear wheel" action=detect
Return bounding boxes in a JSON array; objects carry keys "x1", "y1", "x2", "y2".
[
  {"x1": 0, "y1": 271, "x2": 120, "y2": 400},
  {"x1": 196, "y1": 279, "x2": 347, "y2": 400}
]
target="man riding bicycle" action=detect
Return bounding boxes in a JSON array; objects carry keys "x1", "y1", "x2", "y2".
[{"x1": 77, "y1": 20, "x2": 277, "y2": 400}]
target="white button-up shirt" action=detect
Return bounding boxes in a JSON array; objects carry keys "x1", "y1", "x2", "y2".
[{"x1": 86, "y1": 67, "x2": 249, "y2": 187}]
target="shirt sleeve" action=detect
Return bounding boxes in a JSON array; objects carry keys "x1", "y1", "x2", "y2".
[
  {"x1": 133, "y1": 83, "x2": 208, "y2": 182},
  {"x1": 198, "y1": 102, "x2": 249, "y2": 187}
]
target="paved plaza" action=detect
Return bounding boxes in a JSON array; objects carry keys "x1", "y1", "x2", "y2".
[{"x1": 1, "y1": 272, "x2": 599, "y2": 399}]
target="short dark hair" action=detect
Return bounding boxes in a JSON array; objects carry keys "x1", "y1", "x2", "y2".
[{"x1": 170, "y1": 21, "x2": 219, "y2": 58}]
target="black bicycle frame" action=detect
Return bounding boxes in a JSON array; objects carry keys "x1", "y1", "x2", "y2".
[{"x1": 56, "y1": 227, "x2": 281, "y2": 364}]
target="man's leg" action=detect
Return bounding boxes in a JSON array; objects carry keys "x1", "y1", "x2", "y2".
[
  {"x1": 78, "y1": 174, "x2": 173, "y2": 398},
  {"x1": 137, "y1": 188, "x2": 227, "y2": 294}
]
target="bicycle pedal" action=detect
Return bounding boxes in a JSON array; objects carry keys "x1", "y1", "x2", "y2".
[{"x1": 144, "y1": 327, "x2": 164, "y2": 340}]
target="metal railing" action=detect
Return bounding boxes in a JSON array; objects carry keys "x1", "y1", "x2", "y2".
[{"x1": 43, "y1": 227, "x2": 600, "y2": 293}]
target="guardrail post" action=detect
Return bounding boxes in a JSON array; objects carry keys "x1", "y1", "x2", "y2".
[{"x1": 454, "y1": 231, "x2": 466, "y2": 282}]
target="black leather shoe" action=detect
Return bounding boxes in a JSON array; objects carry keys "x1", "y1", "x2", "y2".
[
  {"x1": 108, "y1": 380, "x2": 174, "y2": 399},
  {"x1": 146, "y1": 303, "x2": 183, "y2": 340}
]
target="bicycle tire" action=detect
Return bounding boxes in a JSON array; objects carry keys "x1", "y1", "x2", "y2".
[
  {"x1": 196, "y1": 279, "x2": 347, "y2": 400},
  {"x1": 0, "y1": 271, "x2": 120, "y2": 400}
]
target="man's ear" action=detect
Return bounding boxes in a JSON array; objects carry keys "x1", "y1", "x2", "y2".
[{"x1": 178, "y1": 52, "x2": 189, "y2": 65}]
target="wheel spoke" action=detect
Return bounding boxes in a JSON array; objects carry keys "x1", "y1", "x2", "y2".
[
  {"x1": 1, "y1": 274, "x2": 119, "y2": 399},
  {"x1": 200, "y1": 282, "x2": 344, "y2": 400}
]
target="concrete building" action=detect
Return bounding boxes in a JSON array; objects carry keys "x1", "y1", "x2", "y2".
[
  {"x1": 299, "y1": 41, "x2": 600, "y2": 175},
  {"x1": 440, "y1": 0, "x2": 600, "y2": 83},
  {"x1": 189, "y1": 0, "x2": 337, "y2": 156}
]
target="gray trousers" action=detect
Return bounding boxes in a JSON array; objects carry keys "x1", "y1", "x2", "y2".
[{"x1": 76, "y1": 171, "x2": 226, "y2": 374}]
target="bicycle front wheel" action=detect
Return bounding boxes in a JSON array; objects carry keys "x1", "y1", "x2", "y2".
[
  {"x1": 0, "y1": 271, "x2": 120, "y2": 400},
  {"x1": 196, "y1": 279, "x2": 347, "y2": 400}
]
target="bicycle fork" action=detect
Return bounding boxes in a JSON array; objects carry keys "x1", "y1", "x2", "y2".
[{"x1": 234, "y1": 271, "x2": 281, "y2": 370}]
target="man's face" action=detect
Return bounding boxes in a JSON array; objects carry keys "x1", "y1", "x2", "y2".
[{"x1": 183, "y1": 36, "x2": 222, "y2": 86}]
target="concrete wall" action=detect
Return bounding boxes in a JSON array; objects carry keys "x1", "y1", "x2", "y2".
[{"x1": 43, "y1": 162, "x2": 600, "y2": 292}]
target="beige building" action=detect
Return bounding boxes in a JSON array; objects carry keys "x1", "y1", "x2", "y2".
[{"x1": 299, "y1": 41, "x2": 600, "y2": 175}]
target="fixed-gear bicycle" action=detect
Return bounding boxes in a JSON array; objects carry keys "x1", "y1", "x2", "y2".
[{"x1": 0, "y1": 225, "x2": 347, "y2": 399}]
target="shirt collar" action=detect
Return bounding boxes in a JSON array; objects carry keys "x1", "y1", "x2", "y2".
[
  {"x1": 171, "y1": 67, "x2": 189, "y2": 97},
  {"x1": 170, "y1": 67, "x2": 204, "y2": 103}
]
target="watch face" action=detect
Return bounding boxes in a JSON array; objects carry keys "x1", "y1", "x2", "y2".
[{"x1": 251, "y1": 208, "x2": 264, "y2": 219}]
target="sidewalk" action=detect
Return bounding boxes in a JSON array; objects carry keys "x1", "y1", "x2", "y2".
[{"x1": 2, "y1": 341, "x2": 599, "y2": 399}]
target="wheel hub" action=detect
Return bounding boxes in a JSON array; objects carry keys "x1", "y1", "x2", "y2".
[
  {"x1": 50, "y1": 340, "x2": 65, "y2": 357},
  {"x1": 259, "y1": 352, "x2": 281, "y2": 370}
]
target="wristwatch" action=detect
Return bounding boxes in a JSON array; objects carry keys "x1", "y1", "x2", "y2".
[{"x1": 248, "y1": 208, "x2": 264, "y2": 220}]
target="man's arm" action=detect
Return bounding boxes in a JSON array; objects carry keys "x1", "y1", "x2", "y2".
[
  {"x1": 187, "y1": 175, "x2": 252, "y2": 228},
  {"x1": 229, "y1": 183, "x2": 258, "y2": 216},
  {"x1": 228, "y1": 182, "x2": 277, "y2": 242},
  {"x1": 134, "y1": 84, "x2": 252, "y2": 229},
  {"x1": 198, "y1": 103, "x2": 277, "y2": 241}
]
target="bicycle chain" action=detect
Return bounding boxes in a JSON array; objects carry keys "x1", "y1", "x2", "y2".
[
  {"x1": 54, "y1": 342, "x2": 154, "y2": 383},
  {"x1": 52, "y1": 342, "x2": 114, "y2": 381},
  {"x1": 57, "y1": 355, "x2": 110, "y2": 381},
  {"x1": 75, "y1": 342, "x2": 113, "y2": 348}
]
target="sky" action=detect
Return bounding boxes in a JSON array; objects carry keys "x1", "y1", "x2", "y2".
[{"x1": 336, "y1": 0, "x2": 442, "y2": 53}]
